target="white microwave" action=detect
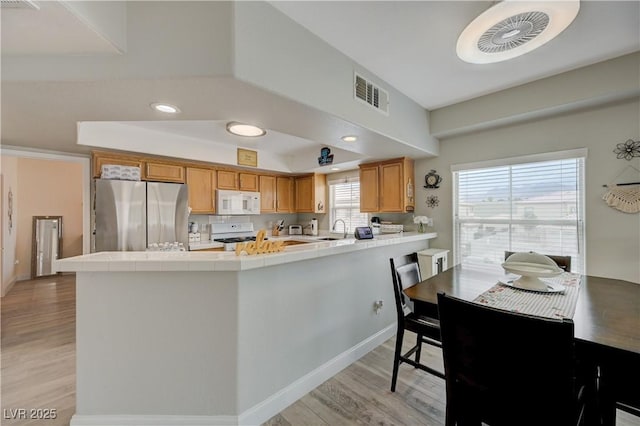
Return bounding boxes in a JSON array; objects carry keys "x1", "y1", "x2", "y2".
[{"x1": 216, "y1": 190, "x2": 261, "y2": 215}]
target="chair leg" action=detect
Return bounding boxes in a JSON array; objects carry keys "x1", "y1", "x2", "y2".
[
  {"x1": 391, "y1": 327, "x2": 405, "y2": 392},
  {"x1": 415, "y1": 333, "x2": 422, "y2": 364}
]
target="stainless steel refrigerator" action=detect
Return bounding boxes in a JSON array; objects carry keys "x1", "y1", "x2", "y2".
[{"x1": 94, "y1": 179, "x2": 189, "y2": 251}]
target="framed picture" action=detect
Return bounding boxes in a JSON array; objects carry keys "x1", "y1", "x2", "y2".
[{"x1": 237, "y1": 148, "x2": 258, "y2": 167}]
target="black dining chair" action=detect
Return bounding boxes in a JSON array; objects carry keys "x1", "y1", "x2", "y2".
[
  {"x1": 598, "y1": 349, "x2": 640, "y2": 424},
  {"x1": 437, "y1": 292, "x2": 589, "y2": 426},
  {"x1": 505, "y1": 251, "x2": 572, "y2": 272},
  {"x1": 389, "y1": 254, "x2": 444, "y2": 392}
]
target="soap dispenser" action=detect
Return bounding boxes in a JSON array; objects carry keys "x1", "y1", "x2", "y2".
[{"x1": 310, "y1": 218, "x2": 318, "y2": 236}]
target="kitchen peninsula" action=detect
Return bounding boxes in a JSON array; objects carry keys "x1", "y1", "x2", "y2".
[{"x1": 56, "y1": 232, "x2": 436, "y2": 426}]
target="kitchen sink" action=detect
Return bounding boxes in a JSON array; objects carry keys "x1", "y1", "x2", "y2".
[{"x1": 316, "y1": 237, "x2": 339, "y2": 241}]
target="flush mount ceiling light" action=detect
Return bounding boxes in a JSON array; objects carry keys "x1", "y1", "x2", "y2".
[
  {"x1": 456, "y1": 0, "x2": 580, "y2": 64},
  {"x1": 150, "y1": 103, "x2": 180, "y2": 114},
  {"x1": 226, "y1": 122, "x2": 266, "y2": 137},
  {"x1": 341, "y1": 135, "x2": 358, "y2": 142}
]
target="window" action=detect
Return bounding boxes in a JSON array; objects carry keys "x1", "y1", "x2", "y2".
[
  {"x1": 453, "y1": 151, "x2": 585, "y2": 273},
  {"x1": 329, "y1": 177, "x2": 368, "y2": 232}
]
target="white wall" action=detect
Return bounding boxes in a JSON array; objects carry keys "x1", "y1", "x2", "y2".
[
  {"x1": 2, "y1": 1, "x2": 233, "y2": 81},
  {"x1": 1, "y1": 156, "x2": 19, "y2": 295},
  {"x1": 233, "y1": 1, "x2": 438, "y2": 156},
  {"x1": 416, "y1": 98, "x2": 640, "y2": 283}
]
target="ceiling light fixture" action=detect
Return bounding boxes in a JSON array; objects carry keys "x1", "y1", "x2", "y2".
[
  {"x1": 341, "y1": 135, "x2": 358, "y2": 142},
  {"x1": 150, "y1": 103, "x2": 180, "y2": 114},
  {"x1": 226, "y1": 122, "x2": 266, "y2": 137},
  {"x1": 331, "y1": 167, "x2": 341, "y2": 171},
  {"x1": 456, "y1": 0, "x2": 580, "y2": 64}
]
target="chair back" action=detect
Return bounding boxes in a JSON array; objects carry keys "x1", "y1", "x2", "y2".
[
  {"x1": 390, "y1": 254, "x2": 421, "y2": 321},
  {"x1": 437, "y1": 293, "x2": 578, "y2": 426},
  {"x1": 505, "y1": 251, "x2": 572, "y2": 272}
]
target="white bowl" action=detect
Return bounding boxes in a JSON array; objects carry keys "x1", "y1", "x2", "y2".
[{"x1": 502, "y1": 252, "x2": 563, "y2": 291}]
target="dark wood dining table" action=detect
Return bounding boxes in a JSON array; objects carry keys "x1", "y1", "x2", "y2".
[{"x1": 404, "y1": 264, "x2": 640, "y2": 426}]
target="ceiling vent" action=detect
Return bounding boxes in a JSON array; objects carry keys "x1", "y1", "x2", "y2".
[
  {"x1": 0, "y1": 0, "x2": 40, "y2": 10},
  {"x1": 354, "y1": 73, "x2": 389, "y2": 115}
]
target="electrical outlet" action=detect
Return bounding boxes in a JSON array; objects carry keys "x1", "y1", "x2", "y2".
[
  {"x1": 373, "y1": 300, "x2": 384, "y2": 314},
  {"x1": 14, "y1": 259, "x2": 19, "y2": 265}
]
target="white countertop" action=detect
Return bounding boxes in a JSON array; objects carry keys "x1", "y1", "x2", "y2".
[{"x1": 56, "y1": 232, "x2": 437, "y2": 272}]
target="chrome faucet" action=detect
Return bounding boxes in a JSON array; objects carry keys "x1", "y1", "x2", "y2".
[{"x1": 332, "y1": 219, "x2": 348, "y2": 239}]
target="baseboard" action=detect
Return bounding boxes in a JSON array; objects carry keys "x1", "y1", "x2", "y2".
[
  {"x1": 70, "y1": 415, "x2": 237, "y2": 425},
  {"x1": 238, "y1": 323, "x2": 396, "y2": 425},
  {"x1": 1, "y1": 275, "x2": 17, "y2": 297},
  {"x1": 69, "y1": 324, "x2": 396, "y2": 426}
]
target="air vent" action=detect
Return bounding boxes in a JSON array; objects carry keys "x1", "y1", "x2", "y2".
[
  {"x1": 354, "y1": 73, "x2": 389, "y2": 115},
  {"x1": 0, "y1": 0, "x2": 39, "y2": 9}
]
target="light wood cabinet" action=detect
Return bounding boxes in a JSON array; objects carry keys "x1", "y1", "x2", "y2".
[
  {"x1": 359, "y1": 157, "x2": 414, "y2": 213},
  {"x1": 259, "y1": 175, "x2": 277, "y2": 213},
  {"x1": 359, "y1": 164, "x2": 380, "y2": 212},
  {"x1": 239, "y1": 173, "x2": 258, "y2": 192},
  {"x1": 145, "y1": 162, "x2": 185, "y2": 183},
  {"x1": 187, "y1": 167, "x2": 216, "y2": 214},
  {"x1": 295, "y1": 174, "x2": 327, "y2": 213},
  {"x1": 92, "y1": 152, "x2": 143, "y2": 178},
  {"x1": 276, "y1": 177, "x2": 294, "y2": 213},
  {"x1": 217, "y1": 170, "x2": 238, "y2": 190}
]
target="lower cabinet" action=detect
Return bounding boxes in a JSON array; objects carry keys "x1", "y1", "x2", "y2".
[{"x1": 187, "y1": 167, "x2": 216, "y2": 214}]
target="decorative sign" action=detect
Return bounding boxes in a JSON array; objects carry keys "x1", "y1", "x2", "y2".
[
  {"x1": 318, "y1": 147, "x2": 334, "y2": 166},
  {"x1": 235, "y1": 229, "x2": 285, "y2": 256},
  {"x1": 237, "y1": 148, "x2": 258, "y2": 167}
]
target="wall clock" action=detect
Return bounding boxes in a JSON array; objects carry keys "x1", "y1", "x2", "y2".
[{"x1": 424, "y1": 170, "x2": 442, "y2": 189}]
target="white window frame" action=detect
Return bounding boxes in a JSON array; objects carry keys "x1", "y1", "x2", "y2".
[
  {"x1": 452, "y1": 149, "x2": 587, "y2": 273},
  {"x1": 328, "y1": 175, "x2": 368, "y2": 233}
]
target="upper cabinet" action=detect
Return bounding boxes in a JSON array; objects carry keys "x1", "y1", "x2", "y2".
[
  {"x1": 217, "y1": 170, "x2": 238, "y2": 190},
  {"x1": 276, "y1": 176, "x2": 295, "y2": 213},
  {"x1": 239, "y1": 173, "x2": 259, "y2": 192},
  {"x1": 187, "y1": 167, "x2": 216, "y2": 214},
  {"x1": 92, "y1": 151, "x2": 143, "y2": 179},
  {"x1": 359, "y1": 157, "x2": 415, "y2": 213},
  {"x1": 295, "y1": 174, "x2": 327, "y2": 213},
  {"x1": 145, "y1": 162, "x2": 185, "y2": 183},
  {"x1": 259, "y1": 175, "x2": 277, "y2": 213}
]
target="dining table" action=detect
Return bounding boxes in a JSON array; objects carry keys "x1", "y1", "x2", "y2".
[{"x1": 404, "y1": 264, "x2": 640, "y2": 426}]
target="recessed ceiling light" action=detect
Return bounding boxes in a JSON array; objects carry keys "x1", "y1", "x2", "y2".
[
  {"x1": 226, "y1": 122, "x2": 266, "y2": 137},
  {"x1": 456, "y1": 0, "x2": 580, "y2": 64},
  {"x1": 341, "y1": 135, "x2": 358, "y2": 142},
  {"x1": 150, "y1": 103, "x2": 180, "y2": 114}
]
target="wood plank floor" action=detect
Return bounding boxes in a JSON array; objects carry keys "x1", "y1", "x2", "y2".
[{"x1": 1, "y1": 275, "x2": 638, "y2": 426}]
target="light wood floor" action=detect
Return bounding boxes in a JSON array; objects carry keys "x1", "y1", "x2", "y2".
[{"x1": 1, "y1": 275, "x2": 638, "y2": 426}]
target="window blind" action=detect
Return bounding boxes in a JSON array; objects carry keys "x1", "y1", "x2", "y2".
[
  {"x1": 454, "y1": 157, "x2": 585, "y2": 273},
  {"x1": 329, "y1": 179, "x2": 368, "y2": 232}
]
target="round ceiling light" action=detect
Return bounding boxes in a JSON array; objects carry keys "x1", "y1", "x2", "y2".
[
  {"x1": 341, "y1": 135, "x2": 358, "y2": 142},
  {"x1": 150, "y1": 103, "x2": 180, "y2": 114},
  {"x1": 456, "y1": 0, "x2": 580, "y2": 64},
  {"x1": 226, "y1": 122, "x2": 266, "y2": 137}
]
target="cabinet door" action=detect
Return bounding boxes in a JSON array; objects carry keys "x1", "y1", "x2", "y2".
[
  {"x1": 217, "y1": 170, "x2": 238, "y2": 190},
  {"x1": 259, "y1": 175, "x2": 277, "y2": 213},
  {"x1": 359, "y1": 165, "x2": 379, "y2": 212},
  {"x1": 379, "y1": 162, "x2": 403, "y2": 212},
  {"x1": 239, "y1": 173, "x2": 259, "y2": 191},
  {"x1": 93, "y1": 153, "x2": 143, "y2": 179},
  {"x1": 276, "y1": 177, "x2": 294, "y2": 212},
  {"x1": 295, "y1": 175, "x2": 314, "y2": 212},
  {"x1": 187, "y1": 168, "x2": 216, "y2": 214},
  {"x1": 145, "y1": 162, "x2": 185, "y2": 183}
]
